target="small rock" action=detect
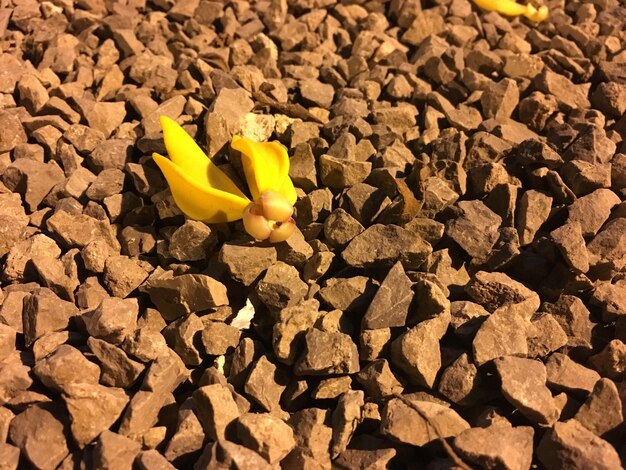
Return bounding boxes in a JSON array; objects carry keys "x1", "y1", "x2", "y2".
[
  {"x1": 391, "y1": 312, "x2": 450, "y2": 388},
  {"x1": 193, "y1": 384, "x2": 241, "y2": 441},
  {"x1": 588, "y1": 339, "x2": 626, "y2": 381},
  {"x1": 466, "y1": 271, "x2": 539, "y2": 315},
  {"x1": 312, "y1": 376, "x2": 352, "y2": 400},
  {"x1": 331, "y1": 390, "x2": 364, "y2": 458},
  {"x1": 244, "y1": 356, "x2": 287, "y2": 417},
  {"x1": 136, "y1": 450, "x2": 177, "y2": 470},
  {"x1": 83, "y1": 297, "x2": 138, "y2": 345},
  {"x1": 546, "y1": 353, "x2": 601, "y2": 398},
  {"x1": 237, "y1": 413, "x2": 296, "y2": 464},
  {"x1": 22, "y1": 289, "x2": 78, "y2": 347},
  {"x1": 202, "y1": 321, "x2": 241, "y2": 356},
  {"x1": 92, "y1": 431, "x2": 141, "y2": 470},
  {"x1": 288, "y1": 408, "x2": 332, "y2": 465},
  {"x1": 542, "y1": 295, "x2": 594, "y2": 349},
  {"x1": 295, "y1": 329, "x2": 359, "y2": 376},
  {"x1": 2, "y1": 159, "x2": 64, "y2": 211},
  {"x1": 481, "y1": 78, "x2": 519, "y2": 120},
  {"x1": 33, "y1": 344, "x2": 100, "y2": 394},
  {"x1": 551, "y1": 222, "x2": 589, "y2": 273},
  {"x1": 273, "y1": 299, "x2": 321, "y2": 365},
  {"x1": 516, "y1": 190, "x2": 552, "y2": 246},
  {"x1": 8, "y1": 405, "x2": 69, "y2": 469},
  {"x1": 446, "y1": 200, "x2": 502, "y2": 261},
  {"x1": 473, "y1": 306, "x2": 529, "y2": 366},
  {"x1": 300, "y1": 79, "x2": 334, "y2": 108},
  {"x1": 219, "y1": 243, "x2": 277, "y2": 286},
  {"x1": 194, "y1": 441, "x2": 271, "y2": 470},
  {"x1": 356, "y1": 359, "x2": 404, "y2": 399},
  {"x1": 63, "y1": 383, "x2": 129, "y2": 447},
  {"x1": 163, "y1": 314, "x2": 204, "y2": 366},
  {"x1": 342, "y1": 224, "x2": 432, "y2": 269},
  {"x1": 143, "y1": 273, "x2": 228, "y2": 321},
  {"x1": 103, "y1": 255, "x2": 149, "y2": 298},
  {"x1": 566, "y1": 189, "x2": 621, "y2": 237},
  {"x1": 537, "y1": 420, "x2": 621, "y2": 470},
  {"x1": 574, "y1": 378, "x2": 623, "y2": 438},
  {"x1": 362, "y1": 261, "x2": 413, "y2": 329},
  {"x1": 495, "y1": 356, "x2": 560, "y2": 425},
  {"x1": 168, "y1": 220, "x2": 217, "y2": 262},
  {"x1": 526, "y1": 314, "x2": 568, "y2": 358},
  {"x1": 87, "y1": 337, "x2": 144, "y2": 388},
  {"x1": 438, "y1": 353, "x2": 485, "y2": 406},
  {"x1": 255, "y1": 262, "x2": 308, "y2": 312},
  {"x1": 454, "y1": 425, "x2": 534, "y2": 470},
  {"x1": 381, "y1": 398, "x2": 469, "y2": 447}
]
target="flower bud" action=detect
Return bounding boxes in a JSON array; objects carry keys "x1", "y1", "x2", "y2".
[
  {"x1": 269, "y1": 218, "x2": 296, "y2": 243},
  {"x1": 259, "y1": 191, "x2": 294, "y2": 222},
  {"x1": 243, "y1": 204, "x2": 272, "y2": 241}
]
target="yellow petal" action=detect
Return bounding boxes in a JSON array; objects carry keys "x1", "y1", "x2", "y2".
[
  {"x1": 472, "y1": 0, "x2": 548, "y2": 21},
  {"x1": 160, "y1": 116, "x2": 247, "y2": 199},
  {"x1": 153, "y1": 153, "x2": 250, "y2": 223},
  {"x1": 231, "y1": 136, "x2": 297, "y2": 205}
]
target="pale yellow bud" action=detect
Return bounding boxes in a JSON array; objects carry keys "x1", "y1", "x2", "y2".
[
  {"x1": 269, "y1": 218, "x2": 296, "y2": 243},
  {"x1": 259, "y1": 191, "x2": 294, "y2": 221},
  {"x1": 243, "y1": 204, "x2": 272, "y2": 241}
]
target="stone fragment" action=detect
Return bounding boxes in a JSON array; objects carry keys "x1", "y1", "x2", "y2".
[
  {"x1": 0, "y1": 358, "x2": 32, "y2": 406},
  {"x1": 2, "y1": 159, "x2": 64, "y2": 211},
  {"x1": 481, "y1": 78, "x2": 519, "y2": 120},
  {"x1": 391, "y1": 312, "x2": 450, "y2": 387},
  {"x1": 255, "y1": 262, "x2": 307, "y2": 312},
  {"x1": 356, "y1": 359, "x2": 403, "y2": 399},
  {"x1": 319, "y1": 276, "x2": 374, "y2": 312},
  {"x1": 118, "y1": 391, "x2": 172, "y2": 438},
  {"x1": 84, "y1": 101, "x2": 127, "y2": 138},
  {"x1": 362, "y1": 261, "x2": 413, "y2": 329},
  {"x1": 574, "y1": 378, "x2": 623, "y2": 438},
  {"x1": 312, "y1": 376, "x2": 352, "y2": 400},
  {"x1": 163, "y1": 314, "x2": 204, "y2": 366},
  {"x1": 449, "y1": 301, "x2": 489, "y2": 341},
  {"x1": 551, "y1": 222, "x2": 589, "y2": 273},
  {"x1": 454, "y1": 425, "x2": 534, "y2": 470},
  {"x1": 567, "y1": 189, "x2": 620, "y2": 237},
  {"x1": 163, "y1": 400, "x2": 205, "y2": 464},
  {"x1": 537, "y1": 420, "x2": 621, "y2": 470},
  {"x1": 534, "y1": 69, "x2": 590, "y2": 110},
  {"x1": 219, "y1": 243, "x2": 277, "y2": 286},
  {"x1": 8, "y1": 405, "x2": 69, "y2": 470},
  {"x1": 23, "y1": 289, "x2": 78, "y2": 347},
  {"x1": 438, "y1": 353, "x2": 485, "y2": 406},
  {"x1": 446, "y1": 200, "x2": 501, "y2": 260},
  {"x1": 466, "y1": 271, "x2": 539, "y2": 314},
  {"x1": 591, "y1": 282, "x2": 626, "y2": 322},
  {"x1": 546, "y1": 353, "x2": 601, "y2": 398},
  {"x1": 143, "y1": 273, "x2": 228, "y2": 321},
  {"x1": 300, "y1": 79, "x2": 334, "y2": 108},
  {"x1": 63, "y1": 383, "x2": 129, "y2": 447},
  {"x1": 103, "y1": 256, "x2": 149, "y2": 298},
  {"x1": 0, "y1": 110, "x2": 27, "y2": 152},
  {"x1": 83, "y1": 297, "x2": 138, "y2": 345},
  {"x1": 0, "y1": 443, "x2": 19, "y2": 470},
  {"x1": 87, "y1": 337, "x2": 144, "y2": 388},
  {"x1": 136, "y1": 450, "x2": 177, "y2": 470},
  {"x1": 331, "y1": 390, "x2": 364, "y2": 458},
  {"x1": 381, "y1": 398, "x2": 469, "y2": 447},
  {"x1": 194, "y1": 441, "x2": 271, "y2": 470},
  {"x1": 193, "y1": 384, "x2": 241, "y2": 441},
  {"x1": 495, "y1": 356, "x2": 559, "y2": 425},
  {"x1": 237, "y1": 413, "x2": 295, "y2": 464},
  {"x1": 587, "y1": 218, "x2": 626, "y2": 278},
  {"x1": 244, "y1": 356, "x2": 287, "y2": 417},
  {"x1": 323, "y1": 208, "x2": 365, "y2": 247},
  {"x1": 319, "y1": 154, "x2": 372, "y2": 189},
  {"x1": 92, "y1": 431, "x2": 141, "y2": 470},
  {"x1": 473, "y1": 306, "x2": 529, "y2": 366},
  {"x1": 168, "y1": 220, "x2": 217, "y2": 261},
  {"x1": 342, "y1": 224, "x2": 431, "y2": 269},
  {"x1": 295, "y1": 329, "x2": 359, "y2": 376},
  {"x1": 33, "y1": 344, "x2": 100, "y2": 393},
  {"x1": 46, "y1": 210, "x2": 119, "y2": 250},
  {"x1": 516, "y1": 190, "x2": 552, "y2": 246},
  {"x1": 288, "y1": 408, "x2": 332, "y2": 465},
  {"x1": 542, "y1": 295, "x2": 594, "y2": 349},
  {"x1": 201, "y1": 321, "x2": 241, "y2": 356},
  {"x1": 526, "y1": 314, "x2": 568, "y2": 358},
  {"x1": 588, "y1": 339, "x2": 626, "y2": 381}
]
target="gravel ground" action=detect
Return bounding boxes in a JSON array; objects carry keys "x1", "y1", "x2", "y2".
[{"x1": 0, "y1": 0, "x2": 625, "y2": 468}]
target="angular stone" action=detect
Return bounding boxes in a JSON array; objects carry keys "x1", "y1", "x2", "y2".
[
  {"x1": 87, "y1": 337, "x2": 144, "y2": 388},
  {"x1": 22, "y1": 289, "x2": 78, "y2": 347},
  {"x1": 193, "y1": 384, "x2": 241, "y2": 441},
  {"x1": 237, "y1": 413, "x2": 296, "y2": 464},
  {"x1": 0, "y1": 443, "x2": 19, "y2": 470},
  {"x1": 342, "y1": 224, "x2": 432, "y2": 269},
  {"x1": 356, "y1": 359, "x2": 404, "y2": 399},
  {"x1": 587, "y1": 218, "x2": 626, "y2": 278},
  {"x1": 566, "y1": 189, "x2": 621, "y2": 237},
  {"x1": 143, "y1": 273, "x2": 228, "y2": 321},
  {"x1": 537, "y1": 420, "x2": 621, "y2": 470},
  {"x1": 494, "y1": 356, "x2": 560, "y2": 425},
  {"x1": 331, "y1": 390, "x2": 364, "y2": 458},
  {"x1": 92, "y1": 431, "x2": 141, "y2": 470},
  {"x1": 255, "y1": 262, "x2": 307, "y2": 312},
  {"x1": 551, "y1": 222, "x2": 589, "y2": 273},
  {"x1": 319, "y1": 154, "x2": 372, "y2": 189},
  {"x1": 481, "y1": 78, "x2": 519, "y2": 120},
  {"x1": 390, "y1": 312, "x2": 450, "y2": 388},
  {"x1": 323, "y1": 208, "x2": 365, "y2": 247},
  {"x1": 163, "y1": 400, "x2": 205, "y2": 464},
  {"x1": 33, "y1": 344, "x2": 100, "y2": 394},
  {"x1": 516, "y1": 190, "x2": 552, "y2": 246},
  {"x1": 526, "y1": 314, "x2": 568, "y2": 359},
  {"x1": 219, "y1": 243, "x2": 277, "y2": 286},
  {"x1": 2, "y1": 159, "x2": 64, "y2": 211},
  {"x1": 381, "y1": 398, "x2": 469, "y2": 447},
  {"x1": 588, "y1": 339, "x2": 626, "y2": 381},
  {"x1": 194, "y1": 441, "x2": 271, "y2": 470},
  {"x1": 542, "y1": 295, "x2": 594, "y2": 349},
  {"x1": 473, "y1": 306, "x2": 529, "y2": 366},
  {"x1": 438, "y1": 353, "x2": 485, "y2": 406},
  {"x1": 136, "y1": 450, "x2": 177, "y2": 470},
  {"x1": 546, "y1": 353, "x2": 601, "y2": 398},
  {"x1": 454, "y1": 425, "x2": 534, "y2": 470},
  {"x1": 201, "y1": 321, "x2": 241, "y2": 356},
  {"x1": 0, "y1": 359, "x2": 32, "y2": 406},
  {"x1": 591, "y1": 282, "x2": 626, "y2": 322},
  {"x1": 244, "y1": 356, "x2": 287, "y2": 417},
  {"x1": 83, "y1": 294, "x2": 137, "y2": 341},
  {"x1": 362, "y1": 261, "x2": 413, "y2": 329},
  {"x1": 288, "y1": 408, "x2": 332, "y2": 465},
  {"x1": 574, "y1": 378, "x2": 623, "y2": 438},
  {"x1": 103, "y1": 255, "x2": 149, "y2": 298},
  {"x1": 168, "y1": 220, "x2": 217, "y2": 262},
  {"x1": 449, "y1": 301, "x2": 489, "y2": 341},
  {"x1": 446, "y1": 200, "x2": 502, "y2": 261},
  {"x1": 163, "y1": 314, "x2": 204, "y2": 366},
  {"x1": 118, "y1": 391, "x2": 171, "y2": 438},
  {"x1": 46, "y1": 210, "x2": 120, "y2": 250},
  {"x1": 8, "y1": 405, "x2": 69, "y2": 470},
  {"x1": 63, "y1": 383, "x2": 129, "y2": 447},
  {"x1": 295, "y1": 329, "x2": 359, "y2": 376},
  {"x1": 273, "y1": 299, "x2": 321, "y2": 365},
  {"x1": 534, "y1": 69, "x2": 590, "y2": 110},
  {"x1": 466, "y1": 271, "x2": 539, "y2": 315}
]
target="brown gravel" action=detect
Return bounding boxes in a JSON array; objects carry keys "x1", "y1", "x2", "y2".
[{"x1": 0, "y1": 0, "x2": 625, "y2": 468}]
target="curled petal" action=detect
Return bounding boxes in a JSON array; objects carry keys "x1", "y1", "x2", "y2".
[
  {"x1": 153, "y1": 153, "x2": 250, "y2": 223},
  {"x1": 160, "y1": 116, "x2": 247, "y2": 199},
  {"x1": 231, "y1": 136, "x2": 297, "y2": 205},
  {"x1": 472, "y1": 0, "x2": 548, "y2": 21}
]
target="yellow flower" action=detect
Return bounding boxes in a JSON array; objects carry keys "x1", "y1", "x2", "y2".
[
  {"x1": 152, "y1": 116, "x2": 298, "y2": 243},
  {"x1": 472, "y1": 0, "x2": 548, "y2": 22}
]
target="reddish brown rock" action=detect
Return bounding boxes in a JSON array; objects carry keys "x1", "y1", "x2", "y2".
[
  {"x1": 294, "y1": 329, "x2": 359, "y2": 376},
  {"x1": 454, "y1": 425, "x2": 534, "y2": 470},
  {"x1": 237, "y1": 413, "x2": 296, "y2": 464}
]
